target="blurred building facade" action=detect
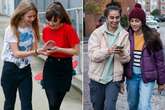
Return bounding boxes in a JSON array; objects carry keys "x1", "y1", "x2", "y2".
[
  {"x1": 158, "y1": 0, "x2": 165, "y2": 15},
  {"x1": 0, "y1": 0, "x2": 14, "y2": 16},
  {"x1": 0, "y1": 0, "x2": 83, "y2": 35},
  {"x1": 136, "y1": 0, "x2": 165, "y2": 15},
  {"x1": 85, "y1": 0, "x2": 163, "y2": 37},
  {"x1": 0, "y1": 0, "x2": 82, "y2": 15},
  {"x1": 84, "y1": 0, "x2": 135, "y2": 37}
]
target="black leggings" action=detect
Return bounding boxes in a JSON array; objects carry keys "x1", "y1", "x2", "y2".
[{"x1": 45, "y1": 89, "x2": 66, "y2": 110}]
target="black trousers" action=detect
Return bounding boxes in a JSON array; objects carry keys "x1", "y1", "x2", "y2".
[
  {"x1": 42, "y1": 57, "x2": 73, "y2": 92},
  {"x1": 1, "y1": 62, "x2": 32, "y2": 110},
  {"x1": 42, "y1": 57, "x2": 72, "y2": 110},
  {"x1": 45, "y1": 89, "x2": 66, "y2": 110}
]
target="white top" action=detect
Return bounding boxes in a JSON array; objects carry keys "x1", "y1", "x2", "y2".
[{"x1": 1, "y1": 26, "x2": 35, "y2": 68}]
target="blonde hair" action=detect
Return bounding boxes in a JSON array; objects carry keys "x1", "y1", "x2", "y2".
[{"x1": 10, "y1": 0, "x2": 40, "y2": 40}]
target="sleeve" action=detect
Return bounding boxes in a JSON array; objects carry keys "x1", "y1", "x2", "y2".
[
  {"x1": 67, "y1": 25, "x2": 80, "y2": 48},
  {"x1": 118, "y1": 33, "x2": 131, "y2": 63},
  {"x1": 4, "y1": 26, "x2": 17, "y2": 43},
  {"x1": 88, "y1": 31, "x2": 109, "y2": 63},
  {"x1": 154, "y1": 50, "x2": 165, "y2": 84}
]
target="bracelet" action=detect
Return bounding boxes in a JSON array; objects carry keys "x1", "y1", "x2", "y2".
[{"x1": 34, "y1": 49, "x2": 38, "y2": 55}]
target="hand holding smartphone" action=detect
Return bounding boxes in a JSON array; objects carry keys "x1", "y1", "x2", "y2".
[
  {"x1": 43, "y1": 40, "x2": 56, "y2": 50},
  {"x1": 116, "y1": 46, "x2": 124, "y2": 49},
  {"x1": 113, "y1": 45, "x2": 124, "y2": 55},
  {"x1": 47, "y1": 47, "x2": 56, "y2": 50}
]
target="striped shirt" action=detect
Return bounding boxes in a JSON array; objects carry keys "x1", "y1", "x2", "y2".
[
  {"x1": 133, "y1": 33, "x2": 144, "y2": 74},
  {"x1": 133, "y1": 51, "x2": 142, "y2": 67}
]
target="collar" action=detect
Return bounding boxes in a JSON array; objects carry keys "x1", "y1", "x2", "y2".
[{"x1": 104, "y1": 22, "x2": 123, "y2": 37}]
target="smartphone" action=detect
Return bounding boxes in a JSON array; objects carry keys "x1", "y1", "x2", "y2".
[
  {"x1": 47, "y1": 47, "x2": 55, "y2": 50},
  {"x1": 116, "y1": 46, "x2": 124, "y2": 49},
  {"x1": 47, "y1": 48, "x2": 53, "y2": 50}
]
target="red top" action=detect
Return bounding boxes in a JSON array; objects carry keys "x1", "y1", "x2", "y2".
[{"x1": 42, "y1": 23, "x2": 80, "y2": 58}]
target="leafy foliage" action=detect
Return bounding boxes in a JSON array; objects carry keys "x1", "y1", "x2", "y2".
[
  {"x1": 151, "y1": 9, "x2": 160, "y2": 16},
  {"x1": 84, "y1": 2, "x2": 101, "y2": 14},
  {"x1": 120, "y1": 15, "x2": 129, "y2": 28},
  {"x1": 84, "y1": 0, "x2": 110, "y2": 14}
]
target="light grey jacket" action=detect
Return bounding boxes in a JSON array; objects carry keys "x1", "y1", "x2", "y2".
[{"x1": 88, "y1": 23, "x2": 130, "y2": 82}]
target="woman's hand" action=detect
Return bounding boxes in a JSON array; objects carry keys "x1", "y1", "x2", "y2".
[
  {"x1": 39, "y1": 41, "x2": 79, "y2": 56},
  {"x1": 108, "y1": 45, "x2": 124, "y2": 55},
  {"x1": 114, "y1": 48, "x2": 124, "y2": 55},
  {"x1": 108, "y1": 46, "x2": 116, "y2": 55},
  {"x1": 37, "y1": 40, "x2": 56, "y2": 56},
  {"x1": 119, "y1": 82, "x2": 125, "y2": 95},
  {"x1": 158, "y1": 84, "x2": 165, "y2": 94},
  {"x1": 113, "y1": 45, "x2": 124, "y2": 55},
  {"x1": 45, "y1": 46, "x2": 59, "y2": 54},
  {"x1": 37, "y1": 48, "x2": 49, "y2": 56},
  {"x1": 42, "y1": 40, "x2": 56, "y2": 50}
]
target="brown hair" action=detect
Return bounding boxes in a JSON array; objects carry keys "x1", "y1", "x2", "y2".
[
  {"x1": 46, "y1": 1, "x2": 71, "y2": 24},
  {"x1": 128, "y1": 24, "x2": 163, "y2": 53},
  {"x1": 142, "y1": 25, "x2": 163, "y2": 53},
  {"x1": 10, "y1": 0, "x2": 40, "y2": 40},
  {"x1": 104, "y1": 2, "x2": 122, "y2": 17}
]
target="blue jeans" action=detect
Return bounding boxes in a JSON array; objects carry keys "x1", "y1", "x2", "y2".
[
  {"x1": 89, "y1": 80, "x2": 120, "y2": 110},
  {"x1": 126, "y1": 74, "x2": 155, "y2": 110}
]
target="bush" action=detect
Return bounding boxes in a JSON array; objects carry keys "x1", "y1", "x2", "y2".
[
  {"x1": 151, "y1": 9, "x2": 160, "y2": 16},
  {"x1": 84, "y1": 3, "x2": 101, "y2": 14},
  {"x1": 120, "y1": 15, "x2": 129, "y2": 28}
]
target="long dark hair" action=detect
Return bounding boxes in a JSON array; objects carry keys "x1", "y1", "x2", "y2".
[
  {"x1": 142, "y1": 25, "x2": 163, "y2": 53},
  {"x1": 45, "y1": 1, "x2": 71, "y2": 24},
  {"x1": 129, "y1": 25, "x2": 162, "y2": 53}
]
